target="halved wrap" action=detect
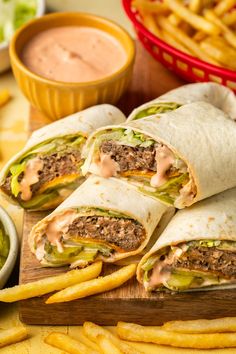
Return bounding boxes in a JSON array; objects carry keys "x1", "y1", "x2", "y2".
[
  {"x1": 127, "y1": 82, "x2": 236, "y2": 121},
  {"x1": 82, "y1": 101, "x2": 236, "y2": 209},
  {"x1": 0, "y1": 104, "x2": 125, "y2": 210},
  {"x1": 29, "y1": 175, "x2": 168, "y2": 268},
  {"x1": 137, "y1": 188, "x2": 236, "y2": 292}
]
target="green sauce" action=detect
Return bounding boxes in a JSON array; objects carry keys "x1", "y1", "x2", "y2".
[{"x1": 0, "y1": 222, "x2": 10, "y2": 270}]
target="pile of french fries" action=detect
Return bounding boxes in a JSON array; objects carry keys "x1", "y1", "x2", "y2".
[
  {"x1": 133, "y1": 0, "x2": 236, "y2": 70},
  {"x1": 3, "y1": 318, "x2": 236, "y2": 352}
]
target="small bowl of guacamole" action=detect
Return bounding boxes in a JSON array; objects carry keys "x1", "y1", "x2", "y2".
[
  {"x1": 0, "y1": 0, "x2": 45, "y2": 73},
  {"x1": 0, "y1": 206, "x2": 18, "y2": 289}
]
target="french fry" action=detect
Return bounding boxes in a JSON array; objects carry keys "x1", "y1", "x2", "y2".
[
  {"x1": 168, "y1": 13, "x2": 181, "y2": 25},
  {"x1": 214, "y1": 0, "x2": 235, "y2": 16},
  {"x1": 200, "y1": 36, "x2": 236, "y2": 68},
  {"x1": 157, "y1": 16, "x2": 219, "y2": 64},
  {"x1": 83, "y1": 321, "x2": 144, "y2": 354},
  {"x1": 193, "y1": 31, "x2": 207, "y2": 41},
  {"x1": 117, "y1": 322, "x2": 236, "y2": 349},
  {"x1": 161, "y1": 30, "x2": 192, "y2": 54},
  {"x1": 222, "y1": 9, "x2": 236, "y2": 26},
  {"x1": 133, "y1": 0, "x2": 169, "y2": 14},
  {"x1": 0, "y1": 261, "x2": 102, "y2": 302},
  {"x1": 164, "y1": 0, "x2": 220, "y2": 34},
  {"x1": 204, "y1": 9, "x2": 236, "y2": 48},
  {"x1": 0, "y1": 327, "x2": 28, "y2": 348},
  {"x1": 163, "y1": 317, "x2": 236, "y2": 333},
  {"x1": 97, "y1": 335, "x2": 122, "y2": 354},
  {"x1": 0, "y1": 89, "x2": 11, "y2": 107},
  {"x1": 75, "y1": 331, "x2": 101, "y2": 352},
  {"x1": 45, "y1": 332, "x2": 99, "y2": 354},
  {"x1": 46, "y1": 264, "x2": 137, "y2": 304},
  {"x1": 189, "y1": 0, "x2": 202, "y2": 13},
  {"x1": 142, "y1": 13, "x2": 162, "y2": 37}
]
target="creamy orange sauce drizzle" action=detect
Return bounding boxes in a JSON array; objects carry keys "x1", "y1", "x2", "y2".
[
  {"x1": 21, "y1": 26, "x2": 127, "y2": 83},
  {"x1": 150, "y1": 145, "x2": 175, "y2": 188},
  {"x1": 149, "y1": 247, "x2": 183, "y2": 288},
  {"x1": 45, "y1": 210, "x2": 77, "y2": 251},
  {"x1": 19, "y1": 158, "x2": 43, "y2": 201},
  {"x1": 98, "y1": 153, "x2": 120, "y2": 178}
]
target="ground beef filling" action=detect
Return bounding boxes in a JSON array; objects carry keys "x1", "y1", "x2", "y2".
[
  {"x1": 100, "y1": 140, "x2": 158, "y2": 171},
  {"x1": 67, "y1": 216, "x2": 145, "y2": 251},
  {"x1": 1, "y1": 150, "x2": 81, "y2": 201},
  {"x1": 173, "y1": 246, "x2": 236, "y2": 279}
]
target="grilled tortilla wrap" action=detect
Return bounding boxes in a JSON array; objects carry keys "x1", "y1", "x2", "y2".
[
  {"x1": 0, "y1": 104, "x2": 125, "y2": 211},
  {"x1": 83, "y1": 102, "x2": 236, "y2": 208},
  {"x1": 137, "y1": 188, "x2": 236, "y2": 292},
  {"x1": 29, "y1": 175, "x2": 168, "y2": 268},
  {"x1": 127, "y1": 82, "x2": 236, "y2": 121}
]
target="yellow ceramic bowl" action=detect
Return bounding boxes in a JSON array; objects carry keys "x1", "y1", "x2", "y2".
[{"x1": 10, "y1": 12, "x2": 135, "y2": 120}]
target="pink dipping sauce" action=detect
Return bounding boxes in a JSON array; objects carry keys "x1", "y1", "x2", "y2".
[{"x1": 21, "y1": 26, "x2": 127, "y2": 83}]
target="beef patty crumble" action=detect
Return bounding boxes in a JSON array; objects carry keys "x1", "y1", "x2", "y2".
[
  {"x1": 100, "y1": 140, "x2": 158, "y2": 171},
  {"x1": 173, "y1": 246, "x2": 236, "y2": 279},
  {"x1": 1, "y1": 149, "x2": 81, "y2": 201},
  {"x1": 67, "y1": 216, "x2": 145, "y2": 251}
]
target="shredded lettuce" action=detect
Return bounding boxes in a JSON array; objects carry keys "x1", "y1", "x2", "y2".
[
  {"x1": 133, "y1": 102, "x2": 182, "y2": 120},
  {"x1": 0, "y1": 0, "x2": 37, "y2": 44},
  {"x1": 19, "y1": 190, "x2": 58, "y2": 209}
]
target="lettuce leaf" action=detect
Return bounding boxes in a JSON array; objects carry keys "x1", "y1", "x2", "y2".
[
  {"x1": 134, "y1": 102, "x2": 182, "y2": 120},
  {"x1": 10, "y1": 161, "x2": 26, "y2": 197}
]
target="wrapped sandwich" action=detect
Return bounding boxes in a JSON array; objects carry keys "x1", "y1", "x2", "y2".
[
  {"x1": 83, "y1": 102, "x2": 236, "y2": 209},
  {"x1": 137, "y1": 188, "x2": 236, "y2": 292},
  {"x1": 0, "y1": 104, "x2": 125, "y2": 210},
  {"x1": 127, "y1": 82, "x2": 236, "y2": 121},
  {"x1": 29, "y1": 175, "x2": 168, "y2": 268}
]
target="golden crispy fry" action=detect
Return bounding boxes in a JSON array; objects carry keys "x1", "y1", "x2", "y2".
[
  {"x1": 168, "y1": 13, "x2": 181, "y2": 25},
  {"x1": 193, "y1": 31, "x2": 207, "y2": 41},
  {"x1": 142, "y1": 14, "x2": 162, "y2": 37},
  {"x1": 46, "y1": 264, "x2": 137, "y2": 304},
  {"x1": 222, "y1": 9, "x2": 236, "y2": 26},
  {"x1": 0, "y1": 89, "x2": 11, "y2": 107},
  {"x1": 157, "y1": 16, "x2": 219, "y2": 64},
  {"x1": 45, "y1": 332, "x2": 98, "y2": 354},
  {"x1": 75, "y1": 331, "x2": 101, "y2": 352},
  {"x1": 189, "y1": 0, "x2": 202, "y2": 13},
  {"x1": 83, "y1": 321, "x2": 144, "y2": 354},
  {"x1": 163, "y1": 317, "x2": 236, "y2": 333},
  {"x1": 0, "y1": 327, "x2": 28, "y2": 348},
  {"x1": 204, "y1": 9, "x2": 236, "y2": 48},
  {"x1": 214, "y1": 0, "x2": 235, "y2": 16},
  {"x1": 117, "y1": 322, "x2": 236, "y2": 349},
  {"x1": 200, "y1": 36, "x2": 236, "y2": 68},
  {"x1": 164, "y1": 0, "x2": 220, "y2": 34},
  {"x1": 133, "y1": 0, "x2": 169, "y2": 14},
  {"x1": 97, "y1": 335, "x2": 122, "y2": 354},
  {"x1": 161, "y1": 30, "x2": 192, "y2": 54},
  {"x1": 0, "y1": 261, "x2": 102, "y2": 302}
]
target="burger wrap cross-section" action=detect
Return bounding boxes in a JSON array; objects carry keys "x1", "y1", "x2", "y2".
[
  {"x1": 127, "y1": 82, "x2": 236, "y2": 121},
  {"x1": 29, "y1": 175, "x2": 168, "y2": 268},
  {"x1": 0, "y1": 104, "x2": 125, "y2": 210},
  {"x1": 82, "y1": 102, "x2": 236, "y2": 209},
  {"x1": 137, "y1": 188, "x2": 236, "y2": 292}
]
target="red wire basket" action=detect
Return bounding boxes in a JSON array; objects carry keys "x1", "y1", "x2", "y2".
[{"x1": 122, "y1": 0, "x2": 236, "y2": 92}]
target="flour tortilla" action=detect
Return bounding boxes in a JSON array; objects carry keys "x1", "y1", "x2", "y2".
[
  {"x1": 127, "y1": 82, "x2": 236, "y2": 121},
  {"x1": 84, "y1": 101, "x2": 236, "y2": 208},
  {"x1": 137, "y1": 188, "x2": 236, "y2": 290},
  {"x1": 0, "y1": 104, "x2": 126, "y2": 206},
  {"x1": 29, "y1": 175, "x2": 168, "y2": 264}
]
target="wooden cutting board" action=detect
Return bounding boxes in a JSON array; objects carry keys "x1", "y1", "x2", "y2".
[{"x1": 19, "y1": 42, "x2": 236, "y2": 325}]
